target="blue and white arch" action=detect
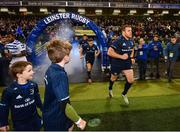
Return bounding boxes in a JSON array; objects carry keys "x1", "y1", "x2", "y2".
[{"x1": 26, "y1": 12, "x2": 110, "y2": 71}]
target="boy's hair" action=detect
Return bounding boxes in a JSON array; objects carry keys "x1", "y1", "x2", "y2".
[
  {"x1": 46, "y1": 39, "x2": 72, "y2": 63},
  {"x1": 121, "y1": 24, "x2": 131, "y2": 31},
  {"x1": 171, "y1": 35, "x2": 176, "y2": 39},
  {"x1": 10, "y1": 61, "x2": 32, "y2": 80}
]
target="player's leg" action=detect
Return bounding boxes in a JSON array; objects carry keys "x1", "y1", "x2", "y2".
[
  {"x1": 121, "y1": 69, "x2": 134, "y2": 104},
  {"x1": 108, "y1": 64, "x2": 121, "y2": 98},
  {"x1": 86, "y1": 62, "x2": 93, "y2": 83},
  {"x1": 108, "y1": 74, "x2": 118, "y2": 98}
]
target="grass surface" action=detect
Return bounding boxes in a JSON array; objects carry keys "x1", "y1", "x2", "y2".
[{"x1": 0, "y1": 79, "x2": 180, "y2": 130}]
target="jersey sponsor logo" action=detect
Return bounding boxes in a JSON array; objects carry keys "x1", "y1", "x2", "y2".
[
  {"x1": 16, "y1": 95, "x2": 23, "y2": 99},
  {"x1": 122, "y1": 43, "x2": 126, "y2": 46},
  {"x1": 122, "y1": 49, "x2": 131, "y2": 52},
  {"x1": 14, "y1": 87, "x2": 18, "y2": 90},
  {"x1": 14, "y1": 99, "x2": 35, "y2": 109},
  {"x1": 25, "y1": 98, "x2": 30, "y2": 102}
]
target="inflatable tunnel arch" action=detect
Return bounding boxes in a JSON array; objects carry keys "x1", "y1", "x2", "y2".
[{"x1": 26, "y1": 12, "x2": 109, "y2": 71}]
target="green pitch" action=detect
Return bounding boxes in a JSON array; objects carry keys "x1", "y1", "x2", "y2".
[{"x1": 0, "y1": 79, "x2": 180, "y2": 130}]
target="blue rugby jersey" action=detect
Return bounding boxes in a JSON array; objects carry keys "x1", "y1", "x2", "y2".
[
  {"x1": 110, "y1": 35, "x2": 134, "y2": 65},
  {"x1": 148, "y1": 41, "x2": 163, "y2": 59},
  {"x1": 83, "y1": 44, "x2": 99, "y2": 59},
  {"x1": 0, "y1": 81, "x2": 42, "y2": 127},
  {"x1": 43, "y1": 63, "x2": 72, "y2": 131},
  {"x1": 79, "y1": 39, "x2": 88, "y2": 49}
]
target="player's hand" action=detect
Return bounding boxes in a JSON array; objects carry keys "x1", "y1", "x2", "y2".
[
  {"x1": 131, "y1": 58, "x2": 135, "y2": 64},
  {"x1": 121, "y1": 54, "x2": 128, "y2": 60},
  {"x1": 77, "y1": 119, "x2": 86, "y2": 130},
  {"x1": 0, "y1": 125, "x2": 9, "y2": 132}
]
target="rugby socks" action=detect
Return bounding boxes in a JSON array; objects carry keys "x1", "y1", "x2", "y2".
[
  {"x1": 87, "y1": 71, "x2": 91, "y2": 79},
  {"x1": 109, "y1": 80, "x2": 114, "y2": 90},
  {"x1": 122, "y1": 81, "x2": 132, "y2": 95}
]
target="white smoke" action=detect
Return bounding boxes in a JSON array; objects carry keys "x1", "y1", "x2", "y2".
[
  {"x1": 33, "y1": 21, "x2": 85, "y2": 84},
  {"x1": 55, "y1": 21, "x2": 74, "y2": 42}
]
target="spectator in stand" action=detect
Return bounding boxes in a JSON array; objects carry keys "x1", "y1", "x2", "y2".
[
  {"x1": 0, "y1": 34, "x2": 11, "y2": 86},
  {"x1": 164, "y1": 36, "x2": 180, "y2": 82},
  {"x1": 5, "y1": 32, "x2": 27, "y2": 67}
]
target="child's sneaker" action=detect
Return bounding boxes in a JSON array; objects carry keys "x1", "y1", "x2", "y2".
[{"x1": 121, "y1": 94, "x2": 129, "y2": 105}]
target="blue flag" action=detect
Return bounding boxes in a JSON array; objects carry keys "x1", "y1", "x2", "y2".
[{"x1": 16, "y1": 26, "x2": 26, "y2": 39}]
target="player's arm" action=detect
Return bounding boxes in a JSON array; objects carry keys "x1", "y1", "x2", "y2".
[
  {"x1": 60, "y1": 99, "x2": 86, "y2": 130},
  {"x1": 95, "y1": 46, "x2": 100, "y2": 57},
  {"x1": 51, "y1": 73, "x2": 86, "y2": 130},
  {"x1": 0, "y1": 89, "x2": 11, "y2": 130},
  {"x1": 130, "y1": 48, "x2": 135, "y2": 64},
  {"x1": 79, "y1": 47, "x2": 83, "y2": 59},
  {"x1": 108, "y1": 47, "x2": 128, "y2": 60},
  {"x1": 34, "y1": 83, "x2": 43, "y2": 111}
]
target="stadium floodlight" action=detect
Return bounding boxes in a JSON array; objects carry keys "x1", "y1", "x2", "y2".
[
  {"x1": 174, "y1": 13, "x2": 180, "y2": 16},
  {"x1": 113, "y1": 9, "x2": 121, "y2": 15},
  {"x1": 144, "y1": 13, "x2": 149, "y2": 16},
  {"x1": 8, "y1": 11, "x2": 16, "y2": 15},
  {"x1": 0, "y1": 7, "x2": 8, "y2": 12},
  {"x1": 162, "y1": 10, "x2": 169, "y2": 14},
  {"x1": 78, "y1": 8, "x2": 85, "y2": 14},
  {"x1": 147, "y1": 10, "x2": 154, "y2": 14},
  {"x1": 40, "y1": 8, "x2": 48, "y2": 12},
  {"x1": 19, "y1": 7, "x2": 27, "y2": 12},
  {"x1": 95, "y1": 9, "x2": 102, "y2": 15},
  {"x1": 130, "y1": 10, "x2": 136, "y2": 14},
  {"x1": 58, "y1": 8, "x2": 66, "y2": 13},
  {"x1": 27, "y1": 12, "x2": 33, "y2": 15}
]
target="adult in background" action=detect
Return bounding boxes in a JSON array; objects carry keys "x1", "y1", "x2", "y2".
[
  {"x1": 135, "y1": 38, "x2": 148, "y2": 80},
  {"x1": 164, "y1": 36, "x2": 180, "y2": 82},
  {"x1": 148, "y1": 34, "x2": 163, "y2": 79}
]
